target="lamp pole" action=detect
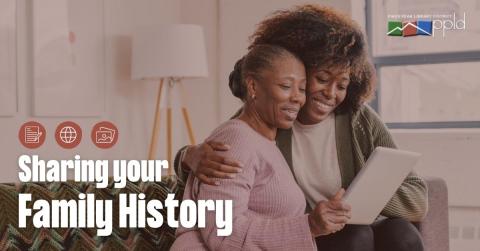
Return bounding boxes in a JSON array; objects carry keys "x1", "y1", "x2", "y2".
[{"x1": 147, "y1": 77, "x2": 196, "y2": 176}]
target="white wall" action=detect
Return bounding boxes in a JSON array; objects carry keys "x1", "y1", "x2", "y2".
[{"x1": 0, "y1": 0, "x2": 187, "y2": 181}]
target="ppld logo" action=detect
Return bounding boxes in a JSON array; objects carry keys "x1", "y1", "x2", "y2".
[{"x1": 387, "y1": 13, "x2": 466, "y2": 37}]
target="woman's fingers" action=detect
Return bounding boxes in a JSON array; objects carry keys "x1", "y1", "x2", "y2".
[
  {"x1": 200, "y1": 164, "x2": 237, "y2": 179},
  {"x1": 327, "y1": 200, "x2": 351, "y2": 212},
  {"x1": 197, "y1": 173, "x2": 219, "y2": 186},
  {"x1": 322, "y1": 206, "x2": 350, "y2": 223},
  {"x1": 208, "y1": 154, "x2": 243, "y2": 172},
  {"x1": 209, "y1": 161, "x2": 243, "y2": 175},
  {"x1": 206, "y1": 141, "x2": 230, "y2": 151},
  {"x1": 324, "y1": 214, "x2": 348, "y2": 234},
  {"x1": 310, "y1": 201, "x2": 350, "y2": 236},
  {"x1": 326, "y1": 213, "x2": 350, "y2": 224},
  {"x1": 324, "y1": 207, "x2": 351, "y2": 219},
  {"x1": 319, "y1": 201, "x2": 349, "y2": 232},
  {"x1": 321, "y1": 220, "x2": 345, "y2": 234},
  {"x1": 221, "y1": 158, "x2": 244, "y2": 169},
  {"x1": 342, "y1": 202, "x2": 351, "y2": 212},
  {"x1": 199, "y1": 159, "x2": 245, "y2": 179},
  {"x1": 325, "y1": 207, "x2": 351, "y2": 222},
  {"x1": 332, "y1": 188, "x2": 345, "y2": 201}
]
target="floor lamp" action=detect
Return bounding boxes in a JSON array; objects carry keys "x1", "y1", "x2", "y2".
[{"x1": 131, "y1": 24, "x2": 208, "y2": 175}]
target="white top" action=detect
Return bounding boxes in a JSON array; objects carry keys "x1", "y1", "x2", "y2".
[{"x1": 292, "y1": 114, "x2": 342, "y2": 209}]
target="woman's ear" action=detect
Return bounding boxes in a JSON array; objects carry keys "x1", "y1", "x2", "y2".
[{"x1": 245, "y1": 76, "x2": 257, "y2": 100}]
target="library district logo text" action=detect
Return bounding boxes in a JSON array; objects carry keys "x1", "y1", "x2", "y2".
[{"x1": 387, "y1": 13, "x2": 466, "y2": 37}]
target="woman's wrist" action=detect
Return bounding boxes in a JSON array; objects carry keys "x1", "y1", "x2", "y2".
[
  {"x1": 180, "y1": 146, "x2": 193, "y2": 171},
  {"x1": 307, "y1": 214, "x2": 320, "y2": 237}
]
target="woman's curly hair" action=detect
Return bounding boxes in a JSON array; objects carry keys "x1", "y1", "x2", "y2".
[{"x1": 245, "y1": 4, "x2": 376, "y2": 113}]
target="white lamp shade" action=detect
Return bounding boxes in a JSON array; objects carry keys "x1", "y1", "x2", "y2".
[{"x1": 131, "y1": 24, "x2": 208, "y2": 80}]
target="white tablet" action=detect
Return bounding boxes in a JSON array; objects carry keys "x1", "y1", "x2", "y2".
[{"x1": 343, "y1": 147, "x2": 421, "y2": 225}]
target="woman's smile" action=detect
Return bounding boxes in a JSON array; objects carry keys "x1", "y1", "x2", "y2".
[
  {"x1": 281, "y1": 105, "x2": 301, "y2": 121},
  {"x1": 311, "y1": 95, "x2": 335, "y2": 113}
]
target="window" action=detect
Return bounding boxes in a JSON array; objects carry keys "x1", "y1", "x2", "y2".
[{"x1": 365, "y1": 0, "x2": 480, "y2": 128}]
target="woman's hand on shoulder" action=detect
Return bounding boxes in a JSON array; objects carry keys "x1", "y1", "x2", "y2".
[
  {"x1": 308, "y1": 189, "x2": 352, "y2": 237},
  {"x1": 182, "y1": 141, "x2": 244, "y2": 185}
]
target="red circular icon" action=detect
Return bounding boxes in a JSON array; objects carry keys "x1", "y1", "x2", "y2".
[
  {"x1": 91, "y1": 121, "x2": 118, "y2": 149},
  {"x1": 55, "y1": 121, "x2": 82, "y2": 149},
  {"x1": 18, "y1": 121, "x2": 46, "y2": 149}
]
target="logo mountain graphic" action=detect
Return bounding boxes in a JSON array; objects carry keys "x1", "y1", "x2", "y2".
[{"x1": 387, "y1": 20, "x2": 432, "y2": 37}]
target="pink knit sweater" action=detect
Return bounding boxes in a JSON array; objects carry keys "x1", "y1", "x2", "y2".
[{"x1": 171, "y1": 119, "x2": 316, "y2": 251}]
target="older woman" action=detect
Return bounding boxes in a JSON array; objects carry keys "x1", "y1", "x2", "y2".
[
  {"x1": 175, "y1": 5, "x2": 427, "y2": 251},
  {"x1": 171, "y1": 44, "x2": 350, "y2": 251}
]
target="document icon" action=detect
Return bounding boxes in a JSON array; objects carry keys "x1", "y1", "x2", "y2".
[
  {"x1": 95, "y1": 127, "x2": 116, "y2": 144},
  {"x1": 25, "y1": 126, "x2": 43, "y2": 144}
]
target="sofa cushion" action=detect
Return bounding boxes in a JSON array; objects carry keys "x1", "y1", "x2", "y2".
[{"x1": 0, "y1": 176, "x2": 184, "y2": 251}]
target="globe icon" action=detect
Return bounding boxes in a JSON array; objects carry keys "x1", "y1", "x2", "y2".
[{"x1": 59, "y1": 126, "x2": 77, "y2": 143}]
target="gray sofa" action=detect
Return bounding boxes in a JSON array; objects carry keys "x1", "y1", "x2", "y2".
[{"x1": 417, "y1": 176, "x2": 450, "y2": 251}]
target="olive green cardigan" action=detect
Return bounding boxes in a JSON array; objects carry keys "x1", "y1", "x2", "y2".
[{"x1": 174, "y1": 105, "x2": 428, "y2": 222}]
